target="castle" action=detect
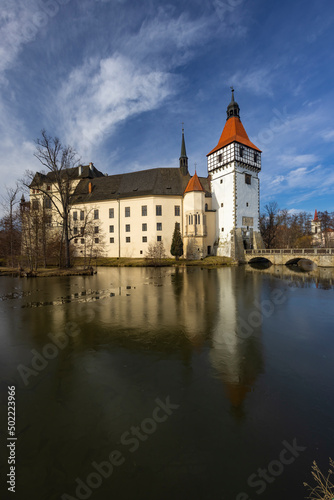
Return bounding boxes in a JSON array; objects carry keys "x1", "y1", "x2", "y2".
[{"x1": 27, "y1": 90, "x2": 263, "y2": 260}]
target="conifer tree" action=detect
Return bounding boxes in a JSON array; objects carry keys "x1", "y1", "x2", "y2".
[{"x1": 170, "y1": 223, "x2": 183, "y2": 260}]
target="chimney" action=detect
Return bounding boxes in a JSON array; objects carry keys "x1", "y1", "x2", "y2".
[
  {"x1": 88, "y1": 182, "x2": 92, "y2": 194},
  {"x1": 89, "y1": 162, "x2": 94, "y2": 171},
  {"x1": 78, "y1": 165, "x2": 82, "y2": 176}
]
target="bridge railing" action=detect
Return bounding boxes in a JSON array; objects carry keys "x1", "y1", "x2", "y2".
[{"x1": 245, "y1": 248, "x2": 334, "y2": 255}]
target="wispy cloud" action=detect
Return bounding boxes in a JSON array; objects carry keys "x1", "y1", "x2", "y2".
[
  {"x1": 57, "y1": 54, "x2": 178, "y2": 155},
  {"x1": 54, "y1": 11, "x2": 211, "y2": 155},
  {"x1": 230, "y1": 68, "x2": 274, "y2": 97}
]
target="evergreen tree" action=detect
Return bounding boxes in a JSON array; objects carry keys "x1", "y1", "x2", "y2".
[{"x1": 170, "y1": 223, "x2": 183, "y2": 260}]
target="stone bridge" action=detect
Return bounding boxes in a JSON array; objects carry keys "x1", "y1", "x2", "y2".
[{"x1": 244, "y1": 248, "x2": 334, "y2": 267}]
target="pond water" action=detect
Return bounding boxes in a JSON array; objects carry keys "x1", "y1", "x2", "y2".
[{"x1": 0, "y1": 265, "x2": 334, "y2": 500}]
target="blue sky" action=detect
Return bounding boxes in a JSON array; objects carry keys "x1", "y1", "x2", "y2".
[{"x1": 1, "y1": 0, "x2": 334, "y2": 215}]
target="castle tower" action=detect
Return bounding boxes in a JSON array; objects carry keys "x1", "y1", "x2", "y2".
[
  {"x1": 183, "y1": 171, "x2": 206, "y2": 259},
  {"x1": 179, "y1": 127, "x2": 189, "y2": 176},
  {"x1": 207, "y1": 89, "x2": 262, "y2": 258}
]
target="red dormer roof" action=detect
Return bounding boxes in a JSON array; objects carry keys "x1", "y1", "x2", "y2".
[
  {"x1": 207, "y1": 116, "x2": 261, "y2": 156},
  {"x1": 184, "y1": 172, "x2": 205, "y2": 194},
  {"x1": 313, "y1": 209, "x2": 319, "y2": 221}
]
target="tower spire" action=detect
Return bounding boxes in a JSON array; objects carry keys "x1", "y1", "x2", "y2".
[
  {"x1": 226, "y1": 87, "x2": 240, "y2": 120},
  {"x1": 179, "y1": 125, "x2": 188, "y2": 175}
]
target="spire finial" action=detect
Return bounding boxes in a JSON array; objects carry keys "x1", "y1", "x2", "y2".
[{"x1": 230, "y1": 86, "x2": 235, "y2": 101}]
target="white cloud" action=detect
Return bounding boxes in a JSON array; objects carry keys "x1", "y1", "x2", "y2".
[
  {"x1": 57, "y1": 54, "x2": 178, "y2": 155},
  {"x1": 321, "y1": 129, "x2": 334, "y2": 142},
  {"x1": 230, "y1": 68, "x2": 274, "y2": 97},
  {"x1": 55, "y1": 11, "x2": 212, "y2": 156},
  {"x1": 277, "y1": 154, "x2": 319, "y2": 169}
]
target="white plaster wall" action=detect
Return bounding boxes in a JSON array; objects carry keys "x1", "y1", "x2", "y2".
[
  {"x1": 235, "y1": 166, "x2": 260, "y2": 231},
  {"x1": 71, "y1": 195, "x2": 183, "y2": 258}
]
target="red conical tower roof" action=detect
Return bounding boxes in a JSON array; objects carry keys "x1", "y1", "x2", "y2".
[
  {"x1": 184, "y1": 171, "x2": 205, "y2": 194},
  {"x1": 313, "y1": 209, "x2": 319, "y2": 221},
  {"x1": 207, "y1": 116, "x2": 261, "y2": 156}
]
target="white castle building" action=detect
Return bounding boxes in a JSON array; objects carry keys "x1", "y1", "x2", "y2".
[{"x1": 27, "y1": 90, "x2": 263, "y2": 260}]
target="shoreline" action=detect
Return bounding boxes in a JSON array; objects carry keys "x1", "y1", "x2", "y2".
[{"x1": 0, "y1": 257, "x2": 236, "y2": 277}]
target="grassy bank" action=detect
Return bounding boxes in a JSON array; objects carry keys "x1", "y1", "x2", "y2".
[
  {"x1": 72, "y1": 256, "x2": 236, "y2": 268},
  {"x1": 0, "y1": 256, "x2": 236, "y2": 277},
  {"x1": 0, "y1": 267, "x2": 95, "y2": 277}
]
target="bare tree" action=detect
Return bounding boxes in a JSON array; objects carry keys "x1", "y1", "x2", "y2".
[
  {"x1": 145, "y1": 240, "x2": 167, "y2": 266},
  {"x1": 23, "y1": 130, "x2": 80, "y2": 268},
  {"x1": 0, "y1": 185, "x2": 21, "y2": 267},
  {"x1": 260, "y1": 202, "x2": 280, "y2": 248}
]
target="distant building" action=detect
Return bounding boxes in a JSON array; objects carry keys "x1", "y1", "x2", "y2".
[
  {"x1": 26, "y1": 90, "x2": 263, "y2": 259},
  {"x1": 312, "y1": 209, "x2": 334, "y2": 247}
]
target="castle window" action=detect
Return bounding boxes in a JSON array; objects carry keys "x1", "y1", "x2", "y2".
[
  {"x1": 142, "y1": 236, "x2": 147, "y2": 242},
  {"x1": 240, "y1": 147, "x2": 244, "y2": 158},
  {"x1": 218, "y1": 154, "x2": 222, "y2": 163},
  {"x1": 254, "y1": 153, "x2": 258, "y2": 162},
  {"x1": 174, "y1": 205, "x2": 180, "y2": 216},
  {"x1": 142, "y1": 205, "x2": 147, "y2": 216},
  {"x1": 81, "y1": 238, "x2": 85, "y2": 244},
  {"x1": 109, "y1": 225, "x2": 114, "y2": 233},
  {"x1": 73, "y1": 211, "x2": 78, "y2": 221},
  {"x1": 94, "y1": 238, "x2": 99, "y2": 244},
  {"x1": 110, "y1": 237, "x2": 114, "y2": 243},
  {"x1": 221, "y1": 203, "x2": 224, "y2": 207},
  {"x1": 80, "y1": 227, "x2": 84, "y2": 235},
  {"x1": 245, "y1": 174, "x2": 251, "y2": 185},
  {"x1": 109, "y1": 208, "x2": 114, "y2": 218},
  {"x1": 94, "y1": 226, "x2": 99, "y2": 234},
  {"x1": 142, "y1": 223, "x2": 147, "y2": 231},
  {"x1": 246, "y1": 202, "x2": 249, "y2": 207},
  {"x1": 194, "y1": 215, "x2": 197, "y2": 225},
  {"x1": 189, "y1": 215, "x2": 193, "y2": 225},
  {"x1": 44, "y1": 197, "x2": 52, "y2": 209},
  {"x1": 126, "y1": 237, "x2": 130, "y2": 243},
  {"x1": 220, "y1": 179, "x2": 223, "y2": 184},
  {"x1": 125, "y1": 207, "x2": 130, "y2": 217},
  {"x1": 94, "y1": 209, "x2": 99, "y2": 220},
  {"x1": 205, "y1": 203, "x2": 208, "y2": 211},
  {"x1": 32, "y1": 200, "x2": 39, "y2": 210},
  {"x1": 175, "y1": 222, "x2": 180, "y2": 230},
  {"x1": 221, "y1": 227, "x2": 224, "y2": 232},
  {"x1": 47, "y1": 185, "x2": 51, "y2": 191},
  {"x1": 80, "y1": 211, "x2": 84, "y2": 221},
  {"x1": 140, "y1": 250, "x2": 143, "y2": 255},
  {"x1": 156, "y1": 205, "x2": 162, "y2": 216},
  {"x1": 157, "y1": 236, "x2": 162, "y2": 242},
  {"x1": 125, "y1": 224, "x2": 130, "y2": 232},
  {"x1": 74, "y1": 239, "x2": 78, "y2": 244},
  {"x1": 157, "y1": 222, "x2": 162, "y2": 231},
  {"x1": 74, "y1": 227, "x2": 78, "y2": 235},
  {"x1": 198, "y1": 215, "x2": 200, "y2": 224}
]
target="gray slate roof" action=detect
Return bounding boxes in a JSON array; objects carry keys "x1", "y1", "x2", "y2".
[
  {"x1": 31, "y1": 164, "x2": 104, "y2": 186},
  {"x1": 71, "y1": 168, "x2": 211, "y2": 203}
]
